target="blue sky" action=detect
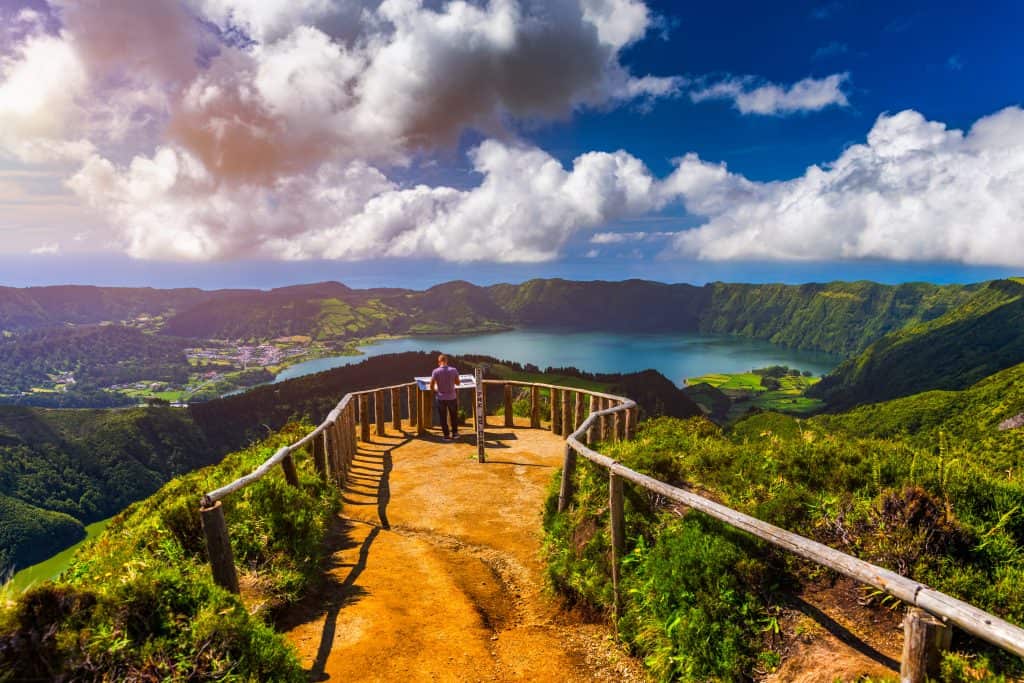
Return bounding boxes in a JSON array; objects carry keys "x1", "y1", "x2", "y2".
[{"x1": 0, "y1": 0, "x2": 1022, "y2": 289}]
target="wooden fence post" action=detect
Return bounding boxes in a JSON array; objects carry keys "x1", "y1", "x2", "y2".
[
  {"x1": 375, "y1": 389, "x2": 386, "y2": 437},
  {"x1": 280, "y1": 452, "x2": 299, "y2": 487},
  {"x1": 901, "y1": 608, "x2": 952, "y2": 683},
  {"x1": 323, "y1": 422, "x2": 336, "y2": 481},
  {"x1": 530, "y1": 385, "x2": 540, "y2": 428},
  {"x1": 475, "y1": 367, "x2": 485, "y2": 463},
  {"x1": 626, "y1": 406, "x2": 637, "y2": 440},
  {"x1": 561, "y1": 390, "x2": 572, "y2": 437},
  {"x1": 331, "y1": 422, "x2": 344, "y2": 484},
  {"x1": 480, "y1": 385, "x2": 486, "y2": 426},
  {"x1": 558, "y1": 444, "x2": 577, "y2": 513},
  {"x1": 574, "y1": 392, "x2": 585, "y2": 437},
  {"x1": 416, "y1": 389, "x2": 426, "y2": 435},
  {"x1": 339, "y1": 419, "x2": 352, "y2": 483},
  {"x1": 601, "y1": 398, "x2": 612, "y2": 440},
  {"x1": 589, "y1": 395, "x2": 600, "y2": 443},
  {"x1": 312, "y1": 431, "x2": 326, "y2": 480},
  {"x1": 359, "y1": 394, "x2": 371, "y2": 442},
  {"x1": 201, "y1": 501, "x2": 239, "y2": 594},
  {"x1": 615, "y1": 404, "x2": 625, "y2": 442},
  {"x1": 391, "y1": 387, "x2": 402, "y2": 431},
  {"x1": 504, "y1": 383, "x2": 514, "y2": 427},
  {"x1": 609, "y1": 472, "x2": 625, "y2": 618},
  {"x1": 408, "y1": 385, "x2": 417, "y2": 429},
  {"x1": 550, "y1": 388, "x2": 561, "y2": 434}
]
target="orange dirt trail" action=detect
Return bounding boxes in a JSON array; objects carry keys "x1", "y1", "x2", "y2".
[{"x1": 281, "y1": 417, "x2": 645, "y2": 682}]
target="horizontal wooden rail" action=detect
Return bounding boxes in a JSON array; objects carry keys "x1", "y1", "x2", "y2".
[
  {"x1": 201, "y1": 383, "x2": 417, "y2": 506},
  {"x1": 481, "y1": 379, "x2": 629, "y2": 404},
  {"x1": 562, "y1": 408, "x2": 1024, "y2": 664}
]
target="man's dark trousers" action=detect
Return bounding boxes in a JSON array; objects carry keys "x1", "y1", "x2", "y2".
[{"x1": 437, "y1": 398, "x2": 459, "y2": 438}]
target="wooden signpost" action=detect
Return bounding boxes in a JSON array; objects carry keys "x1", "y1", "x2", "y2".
[{"x1": 475, "y1": 367, "x2": 485, "y2": 463}]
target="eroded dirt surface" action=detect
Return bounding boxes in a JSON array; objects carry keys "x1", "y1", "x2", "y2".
[
  {"x1": 281, "y1": 418, "x2": 645, "y2": 682},
  {"x1": 764, "y1": 578, "x2": 903, "y2": 682}
]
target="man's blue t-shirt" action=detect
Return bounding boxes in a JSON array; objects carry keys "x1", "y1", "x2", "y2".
[{"x1": 431, "y1": 366, "x2": 459, "y2": 400}]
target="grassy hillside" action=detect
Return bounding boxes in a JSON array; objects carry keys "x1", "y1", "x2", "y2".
[
  {"x1": 0, "y1": 423, "x2": 335, "y2": 681},
  {"x1": 544, "y1": 362, "x2": 1024, "y2": 680},
  {"x1": 0, "y1": 406, "x2": 215, "y2": 575},
  {"x1": 701, "y1": 280, "x2": 976, "y2": 356},
  {"x1": 811, "y1": 279, "x2": 1024, "y2": 409}
]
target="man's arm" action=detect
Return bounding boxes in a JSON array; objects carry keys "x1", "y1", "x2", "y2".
[{"x1": 454, "y1": 371, "x2": 460, "y2": 386}]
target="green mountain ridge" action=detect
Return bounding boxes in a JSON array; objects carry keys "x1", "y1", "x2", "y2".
[
  {"x1": 1, "y1": 278, "x2": 978, "y2": 357},
  {"x1": 810, "y1": 279, "x2": 1024, "y2": 409}
]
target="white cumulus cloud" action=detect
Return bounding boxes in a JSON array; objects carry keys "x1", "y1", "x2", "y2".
[{"x1": 667, "y1": 107, "x2": 1024, "y2": 267}]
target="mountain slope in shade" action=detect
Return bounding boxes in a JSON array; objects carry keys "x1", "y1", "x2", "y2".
[{"x1": 809, "y1": 279, "x2": 1024, "y2": 409}]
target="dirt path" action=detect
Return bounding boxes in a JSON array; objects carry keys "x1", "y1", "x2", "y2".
[{"x1": 281, "y1": 418, "x2": 645, "y2": 682}]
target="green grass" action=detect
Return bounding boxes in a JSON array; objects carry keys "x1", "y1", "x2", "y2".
[
  {"x1": 689, "y1": 371, "x2": 823, "y2": 416},
  {"x1": 688, "y1": 372, "x2": 765, "y2": 391},
  {"x1": 0, "y1": 421, "x2": 339, "y2": 681}
]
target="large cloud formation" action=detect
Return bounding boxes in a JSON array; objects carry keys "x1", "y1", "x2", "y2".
[
  {"x1": 668, "y1": 107, "x2": 1024, "y2": 267},
  {"x1": 2, "y1": 1, "x2": 1023, "y2": 266}
]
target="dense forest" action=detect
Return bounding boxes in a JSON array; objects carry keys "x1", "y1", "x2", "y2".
[
  {"x1": 0, "y1": 325, "x2": 191, "y2": 393},
  {"x1": 0, "y1": 406, "x2": 215, "y2": 575}
]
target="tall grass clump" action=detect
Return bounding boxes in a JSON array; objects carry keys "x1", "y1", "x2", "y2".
[{"x1": 0, "y1": 421, "x2": 339, "y2": 681}]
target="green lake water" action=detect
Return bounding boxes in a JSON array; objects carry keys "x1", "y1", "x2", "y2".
[{"x1": 7, "y1": 517, "x2": 113, "y2": 592}]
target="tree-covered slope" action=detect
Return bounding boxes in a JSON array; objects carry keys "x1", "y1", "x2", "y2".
[
  {"x1": 700, "y1": 280, "x2": 976, "y2": 356},
  {"x1": 0, "y1": 423, "x2": 334, "y2": 681},
  {"x1": 0, "y1": 285, "x2": 234, "y2": 332},
  {"x1": 810, "y1": 279, "x2": 1024, "y2": 409},
  {"x1": 0, "y1": 406, "x2": 215, "y2": 575},
  {"x1": 488, "y1": 278, "x2": 709, "y2": 331},
  {"x1": 0, "y1": 325, "x2": 190, "y2": 393}
]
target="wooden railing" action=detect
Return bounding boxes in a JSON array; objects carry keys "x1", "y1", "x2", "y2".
[
  {"x1": 555, "y1": 392, "x2": 1024, "y2": 682},
  {"x1": 199, "y1": 377, "x2": 1024, "y2": 682}
]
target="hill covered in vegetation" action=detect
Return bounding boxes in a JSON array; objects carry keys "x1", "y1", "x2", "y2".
[
  {"x1": 810, "y1": 279, "x2": 1024, "y2": 409},
  {"x1": 544, "y1": 360, "x2": 1024, "y2": 680},
  {"x1": 0, "y1": 325, "x2": 190, "y2": 394},
  {"x1": 2, "y1": 279, "x2": 978, "y2": 359},
  {"x1": 0, "y1": 284, "x2": 234, "y2": 332},
  {"x1": 0, "y1": 406, "x2": 215, "y2": 576},
  {"x1": 0, "y1": 423, "x2": 333, "y2": 681}
]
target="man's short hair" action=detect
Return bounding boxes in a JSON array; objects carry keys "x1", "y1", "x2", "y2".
[{"x1": 438, "y1": 354, "x2": 448, "y2": 363}]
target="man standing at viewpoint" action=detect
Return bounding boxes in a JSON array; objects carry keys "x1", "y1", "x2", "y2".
[{"x1": 430, "y1": 354, "x2": 460, "y2": 441}]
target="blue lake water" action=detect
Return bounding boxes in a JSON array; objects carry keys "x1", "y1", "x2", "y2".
[{"x1": 273, "y1": 330, "x2": 840, "y2": 387}]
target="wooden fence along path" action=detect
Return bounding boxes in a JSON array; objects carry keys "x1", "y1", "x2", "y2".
[{"x1": 200, "y1": 378, "x2": 1024, "y2": 682}]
